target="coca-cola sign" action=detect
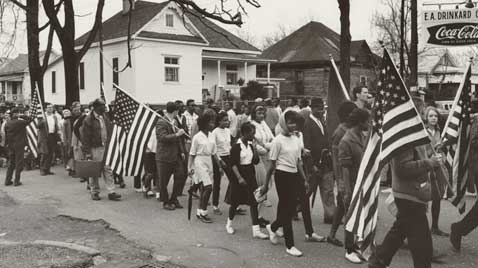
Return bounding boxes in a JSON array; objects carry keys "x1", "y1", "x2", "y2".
[
  {"x1": 422, "y1": 7, "x2": 478, "y2": 47},
  {"x1": 427, "y1": 23, "x2": 478, "y2": 46}
]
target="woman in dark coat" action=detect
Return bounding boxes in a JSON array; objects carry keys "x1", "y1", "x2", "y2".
[{"x1": 225, "y1": 122, "x2": 268, "y2": 239}]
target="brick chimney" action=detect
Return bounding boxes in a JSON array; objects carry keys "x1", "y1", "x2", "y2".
[{"x1": 122, "y1": 0, "x2": 135, "y2": 15}]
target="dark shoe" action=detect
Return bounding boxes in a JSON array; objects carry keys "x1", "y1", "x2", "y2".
[
  {"x1": 86, "y1": 185, "x2": 91, "y2": 191},
  {"x1": 171, "y1": 200, "x2": 183, "y2": 209},
  {"x1": 108, "y1": 192, "x2": 122, "y2": 201},
  {"x1": 119, "y1": 182, "x2": 126, "y2": 189},
  {"x1": 91, "y1": 194, "x2": 101, "y2": 201},
  {"x1": 327, "y1": 236, "x2": 344, "y2": 247},
  {"x1": 13, "y1": 182, "x2": 22, "y2": 187},
  {"x1": 235, "y1": 208, "x2": 247, "y2": 215},
  {"x1": 46, "y1": 171, "x2": 55, "y2": 175},
  {"x1": 450, "y1": 223, "x2": 461, "y2": 251},
  {"x1": 163, "y1": 203, "x2": 175, "y2": 210},
  {"x1": 40, "y1": 171, "x2": 47, "y2": 176},
  {"x1": 197, "y1": 214, "x2": 213, "y2": 223},
  {"x1": 258, "y1": 217, "x2": 270, "y2": 228},
  {"x1": 432, "y1": 228, "x2": 449, "y2": 237},
  {"x1": 324, "y1": 218, "x2": 333, "y2": 224},
  {"x1": 79, "y1": 177, "x2": 87, "y2": 183},
  {"x1": 5, "y1": 181, "x2": 13, "y2": 186}
]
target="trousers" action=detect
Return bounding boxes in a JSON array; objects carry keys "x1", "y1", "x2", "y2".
[
  {"x1": 371, "y1": 198, "x2": 432, "y2": 268},
  {"x1": 156, "y1": 159, "x2": 186, "y2": 203},
  {"x1": 5, "y1": 144, "x2": 24, "y2": 184},
  {"x1": 89, "y1": 147, "x2": 115, "y2": 195}
]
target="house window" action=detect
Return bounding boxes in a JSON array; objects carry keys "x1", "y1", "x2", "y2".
[
  {"x1": 79, "y1": 62, "x2": 85, "y2": 90},
  {"x1": 166, "y1": 14, "x2": 174, "y2": 27},
  {"x1": 113, "y1": 57, "x2": 119, "y2": 86},
  {"x1": 295, "y1": 70, "x2": 304, "y2": 94},
  {"x1": 226, "y1": 64, "x2": 238, "y2": 85},
  {"x1": 164, "y1": 56, "x2": 179, "y2": 82},
  {"x1": 12, "y1": 82, "x2": 17, "y2": 95},
  {"x1": 0, "y1": 81, "x2": 4, "y2": 94},
  {"x1": 52, "y1": 71, "x2": 56, "y2": 93},
  {"x1": 360, "y1": 75, "x2": 368, "y2": 86}
]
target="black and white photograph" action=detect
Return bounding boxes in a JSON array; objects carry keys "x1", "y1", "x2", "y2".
[{"x1": 0, "y1": 0, "x2": 478, "y2": 267}]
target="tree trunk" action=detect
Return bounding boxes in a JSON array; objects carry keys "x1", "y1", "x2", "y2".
[
  {"x1": 338, "y1": 0, "x2": 351, "y2": 91},
  {"x1": 62, "y1": 47, "x2": 80, "y2": 106},
  {"x1": 409, "y1": 0, "x2": 418, "y2": 89},
  {"x1": 400, "y1": 0, "x2": 405, "y2": 78},
  {"x1": 25, "y1": 0, "x2": 43, "y2": 100}
]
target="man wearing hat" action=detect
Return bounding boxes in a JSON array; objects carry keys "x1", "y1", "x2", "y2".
[
  {"x1": 4, "y1": 108, "x2": 31, "y2": 186},
  {"x1": 303, "y1": 97, "x2": 336, "y2": 223},
  {"x1": 81, "y1": 98, "x2": 121, "y2": 201}
]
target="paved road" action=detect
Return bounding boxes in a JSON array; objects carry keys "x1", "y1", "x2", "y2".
[{"x1": 1, "y1": 166, "x2": 478, "y2": 268}]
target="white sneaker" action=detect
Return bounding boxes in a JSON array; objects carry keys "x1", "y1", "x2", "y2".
[
  {"x1": 134, "y1": 187, "x2": 143, "y2": 193},
  {"x1": 286, "y1": 247, "x2": 303, "y2": 257},
  {"x1": 345, "y1": 251, "x2": 363, "y2": 264},
  {"x1": 226, "y1": 225, "x2": 235, "y2": 234},
  {"x1": 266, "y1": 224, "x2": 279, "y2": 244},
  {"x1": 252, "y1": 225, "x2": 269, "y2": 239},
  {"x1": 276, "y1": 228, "x2": 284, "y2": 238},
  {"x1": 305, "y1": 233, "x2": 326, "y2": 242},
  {"x1": 147, "y1": 190, "x2": 154, "y2": 196}
]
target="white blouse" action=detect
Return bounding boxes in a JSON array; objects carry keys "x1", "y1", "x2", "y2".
[
  {"x1": 252, "y1": 120, "x2": 274, "y2": 155},
  {"x1": 212, "y1": 127, "x2": 231, "y2": 156},
  {"x1": 190, "y1": 131, "x2": 217, "y2": 156}
]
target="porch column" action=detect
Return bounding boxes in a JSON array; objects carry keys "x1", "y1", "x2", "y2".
[
  {"x1": 244, "y1": 62, "x2": 248, "y2": 84},
  {"x1": 267, "y1": 63, "x2": 271, "y2": 84},
  {"x1": 217, "y1": 60, "x2": 221, "y2": 86}
]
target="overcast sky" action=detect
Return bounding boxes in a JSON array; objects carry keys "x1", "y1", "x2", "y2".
[{"x1": 3, "y1": 0, "x2": 463, "y2": 55}]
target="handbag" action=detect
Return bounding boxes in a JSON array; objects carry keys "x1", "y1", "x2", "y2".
[
  {"x1": 73, "y1": 159, "x2": 103, "y2": 178},
  {"x1": 254, "y1": 187, "x2": 267, "y2": 204}
]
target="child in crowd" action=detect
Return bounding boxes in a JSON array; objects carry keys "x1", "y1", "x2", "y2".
[{"x1": 226, "y1": 122, "x2": 269, "y2": 239}]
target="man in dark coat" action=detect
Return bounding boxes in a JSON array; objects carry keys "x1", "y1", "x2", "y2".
[
  {"x1": 38, "y1": 103, "x2": 60, "y2": 175},
  {"x1": 156, "y1": 102, "x2": 187, "y2": 210},
  {"x1": 4, "y1": 108, "x2": 31, "y2": 186},
  {"x1": 303, "y1": 98, "x2": 336, "y2": 223}
]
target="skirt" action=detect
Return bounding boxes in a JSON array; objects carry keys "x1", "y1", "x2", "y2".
[
  {"x1": 226, "y1": 164, "x2": 258, "y2": 206},
  {"x1": 193, "y1": 155, "x2": 213, "y2": 186}
]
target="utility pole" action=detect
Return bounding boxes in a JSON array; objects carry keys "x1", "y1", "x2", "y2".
[
  {"x1": 400, "y1": 0, "x2": 405, "y2": 78},
  {"x1": 410, "y1": 0, "x2": 418, "y2": 91}
]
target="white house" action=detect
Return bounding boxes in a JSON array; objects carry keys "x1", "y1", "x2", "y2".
[{"x1": 43, "y1": 0, "x2": 275, "y2": 105}]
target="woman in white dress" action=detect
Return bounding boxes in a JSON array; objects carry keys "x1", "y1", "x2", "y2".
[{"x1": 188, "y1": 111, "x2": 225, "y2": 223}]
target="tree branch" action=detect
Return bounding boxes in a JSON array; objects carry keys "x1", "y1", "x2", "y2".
[
  {"x1": 118, "y1": 0, "x2": 132, "y2": 72},
  {"x1": 39, "y1": 0, "x2": 64, "y2": 32},
  {"x1": 42, "y1": 0, "x2": 65, "y2": 40},
  {"x1": 40, "y1": 24, "x2": 55, "y2": 74},
  {"x1": 77, "y1": 0, "x2": 105, "y2": 62},
  {"x1": 9, "y1": 0, "x2": 26, "y2": 10},
  {"x1": 173, "y1": 0, "x2": 244, "y2": 25}
]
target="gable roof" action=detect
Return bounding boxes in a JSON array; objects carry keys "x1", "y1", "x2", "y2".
[
  {"x1": 0, "y1": 51, "x2": 60, "y2": 77},
  {"x1": 418, "y1": 48, "x2": 462, "y2": 74},
  {"x1": 0, "y1": 54, "x2": 28, "y2": 76},
  {"x1": 75, "y1": 0, "x2": 259, "y2": 52},
  {"x1": 261, "y1": 21, "x2": 377, "y2": 66}
]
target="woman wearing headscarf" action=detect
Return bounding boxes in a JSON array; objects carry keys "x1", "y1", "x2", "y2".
[{"x1": 262, "y1": 110, "x2": 308, "y2": 257}]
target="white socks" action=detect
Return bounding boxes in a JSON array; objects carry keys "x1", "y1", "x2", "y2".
[
  {"x1": 226, "y1": 218, "x2": 235, "y2": 234},
  {"x1": 252, "y1": 225, "x2": 269, "y2": 239}
]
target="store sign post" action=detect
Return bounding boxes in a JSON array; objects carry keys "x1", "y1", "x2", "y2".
[{"x1": 422, "y1": 7, "x2": 478, "y2": 46}]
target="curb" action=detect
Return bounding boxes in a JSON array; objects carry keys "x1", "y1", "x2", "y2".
[{"x1": 32, "y1": 240, "x2": 101, "y2": 256}]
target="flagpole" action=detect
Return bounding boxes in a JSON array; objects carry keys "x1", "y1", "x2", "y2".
[
  {"x1": 380, "y1": 43, "x2": 437, "y2": 154},
  {"x1": 112, "y1": 83, "x2": 191, "y2": 139},
  {"x1": 329, "y1": 55, "x2": 351, "y2": 101},
  {"x1": 441, "y1": 58, "x2": 473, "y2": 141},
  {"x1": 35, "y1": 86, "x2": 48, "y2": 128}
]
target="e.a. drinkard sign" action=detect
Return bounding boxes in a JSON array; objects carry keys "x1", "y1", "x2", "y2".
[{"x1": 422, "y1": 7, "x2": 478, "y2": 46}]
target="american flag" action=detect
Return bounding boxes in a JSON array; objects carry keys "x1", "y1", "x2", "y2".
[
  {"x1": 442, "y1": 62, "x2": 473, "y2": 214},
  {"x1": 26, "y1": 88, "x2": 45, "y2": 158},
  {"x1": 344, "y1": 49, "x2": 431, "y2": 250},
  {"x1": 105, "y1": 86, "x2": 159, "y2": 176}
]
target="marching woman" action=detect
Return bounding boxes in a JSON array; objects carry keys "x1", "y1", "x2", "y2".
[
  {"x1": 262, "y1": 110, "x2": 306, "y2": 257},
  {"x1": 226, "y1": 122, "x2": 269, "y2": 239},
  {"x1": 424, "y1": 106, "x2": 448, "y2": 236},
  {"x1": 211, "y1": 111, "x2": 234, "y2": 215},
  {"x1": 188, "y1": 110, "x2": 224, "y2": 223}
]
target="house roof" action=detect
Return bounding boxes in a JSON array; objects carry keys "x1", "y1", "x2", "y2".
[
  {"x1": 202, "y1": 50, "x2": 275, "y2": 63},
  {"x1": 0, "y1": 51, "x2": 60, "y2": 77},
  {"x1": 261, "y1": 21, "x2": 377, "y2": 65},
  {"x1": 0, "y1": 54, "x2": 28, "y2": 76},
  {"x1": 75, "y1": 0, "x2": 260, "y2": 52},
  {"x1": 418, "y1": 48, "x2": 462, "y2": 74}
]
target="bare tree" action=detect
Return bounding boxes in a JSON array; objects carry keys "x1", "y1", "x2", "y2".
[
  {"x1": 234, "y1": 28, "x2": 259, "y2": 48},
  {"x1": 261, "y1": 24, "x2": 290, "y2": 50},
  {"x1": 371, "y1": 0, "x2": 410, "y2": 72},
  {"x1": 0, "y1": 1, "x2": 22, "y2": 58}
]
